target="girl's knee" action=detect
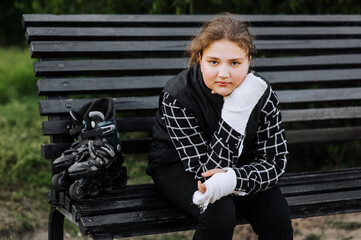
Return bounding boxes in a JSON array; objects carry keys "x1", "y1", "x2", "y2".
[{"x1": 196, "y1": 196, "x2": 236, "y2": 231}]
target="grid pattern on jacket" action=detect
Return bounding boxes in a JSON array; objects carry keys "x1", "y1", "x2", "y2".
[{"x1": 161, "y1": 88, "x2": 288, "y2": 195}]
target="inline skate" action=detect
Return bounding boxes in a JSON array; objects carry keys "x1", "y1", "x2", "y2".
[{"x1": 51, "y1": 98, "x2": 128, "y2": 200}]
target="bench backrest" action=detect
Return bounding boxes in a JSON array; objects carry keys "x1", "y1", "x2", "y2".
[{"x1": 22, "y1": 14, "x2": 361, "y2": 161}]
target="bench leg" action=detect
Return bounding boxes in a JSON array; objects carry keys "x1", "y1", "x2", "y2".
[{"x1": 48, "y1": 205, "x2": 64, "y2": 240}]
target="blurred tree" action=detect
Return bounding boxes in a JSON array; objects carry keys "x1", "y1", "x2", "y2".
[{"x1": 0, "y1": 0, "x2": 25, "y2": 46}]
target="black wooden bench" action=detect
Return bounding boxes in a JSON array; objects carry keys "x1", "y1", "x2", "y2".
[{"x1": 22, "y1": 14, "x2": 361, "y2": 240}]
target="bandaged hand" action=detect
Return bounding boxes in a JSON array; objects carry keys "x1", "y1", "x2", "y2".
[
  {"x1": 192, "y1": 167, "x2": 237, "y2": 213},
  {"x1": 222, "y1": 72, "x2": 267, "y2": 135}
]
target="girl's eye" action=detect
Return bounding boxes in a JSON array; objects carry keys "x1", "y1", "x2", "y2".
[
  {"x1": 209, "y1": 60, "x2": 218, "y2": 65},
  {"x1": 231, "y1": 62, "x2": 240, "y2": 66}
]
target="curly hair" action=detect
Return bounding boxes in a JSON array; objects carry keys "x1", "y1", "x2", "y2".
[{"x1": 188, "y1": 14, "x2": 256, "y2": 65}]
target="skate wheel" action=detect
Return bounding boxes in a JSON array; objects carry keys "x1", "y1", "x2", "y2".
[
  {"x1": 69, "y1": 181, "x2": 84, "y2": 200},
  {"x1": 89, "y1": 185, "x2": 100, "y2": 197},
  {"x1": 52, "y1": 174, "x2": 61, "y2": 189},
  {"x1": 52, "y1": 172, "x2": 72, "y2": 191}
]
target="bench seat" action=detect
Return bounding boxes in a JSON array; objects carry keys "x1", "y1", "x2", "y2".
[{"x1": 46, "y1": 167, "x2": 361, "y2": 238}]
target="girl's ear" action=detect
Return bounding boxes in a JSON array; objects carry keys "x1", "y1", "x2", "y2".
[{"x1": 198, "y1": 52, "x2": 202, "y2": 63}]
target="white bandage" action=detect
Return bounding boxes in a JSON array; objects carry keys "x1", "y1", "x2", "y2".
[
  {"x1": 192, "y1": 168, "x2": 237, "y2": 213},
  {"x1": 222, "y1": 72, "x2": 267, "y2": 135}
]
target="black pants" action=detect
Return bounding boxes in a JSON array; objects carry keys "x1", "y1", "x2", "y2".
[{"x1": 151, "y1": 162, "x2": 293, "y2": 240}]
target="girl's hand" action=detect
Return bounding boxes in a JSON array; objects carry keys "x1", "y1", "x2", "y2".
[{"x1": 197, "y1": 169, "x2": 227, "y2": 193}]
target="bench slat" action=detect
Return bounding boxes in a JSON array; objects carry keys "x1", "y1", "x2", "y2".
[
  {"x1": 41, "y1": 107, "x2": 361, "y2": 135},
  {"x1": 280, "y1": 167, "x2": 361, "y2": 185},
  {"x1": 277, "y1": 87, "x2": 361, "y2": 104},
  {"x1": 22, "y1": 14, "x2": 361, "y2": 28},
  {"x1": 30, "y1": 39, "x2": 361, "y2": 58},
  {"x1": 71, "y1": 168, "x2": 361, "y2": 221},
  {"x1": 42, "y1": 117, "x2": 155, "y2": 135},
  {"x1": 26, "y1": 26, "x2": 361, "y2": 42},
  {"x1": 282, "y1": 106, "x2": 361, "y2": 122},
  {"x1": 72, "y1": 178, "x2": 361, "y2": 222},
  {"x1": 77, "y1": 189, "x2": 361, "y2": 236},
  {"x1": 80, "y1": 208, "x2": 195, "y2": 237},
  {"x1": 37, "y1": 69, "x2": 361, "y2": 95},
  {"x1": 41, "y1": 126, "x2": 361, "y2": 158},
  {"x1": 38, "y1": 88, "x2": 361, "y2": 115},
  {"x1": 286, "y1": 126, "x2": 361, "y2": 143},
  {"x1": 33, "y1": 54, "x2": 361, "y2": 77}
]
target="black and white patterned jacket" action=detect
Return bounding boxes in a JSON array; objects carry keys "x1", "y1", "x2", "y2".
[{"x1": 147, "y1": 64, "x2": 288, "y2": 195}]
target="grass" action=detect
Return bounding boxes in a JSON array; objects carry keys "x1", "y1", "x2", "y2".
[
  {"x1": 0, "y1": 47, "x2": 37, "y2": 104},
  {"x1": 330, "y1": 221, "x2": 361, "y2": 231},
  {"x1": 304, "y1": 234, "x2": 321, "y2": 240},
  {"x1": 0, "y1": 47, "x2": 51, "y2": 238}
]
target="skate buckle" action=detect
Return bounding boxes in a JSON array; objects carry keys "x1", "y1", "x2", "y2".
[{"x1": 98, "y1": 122, "x2": 116, "y2": 135}]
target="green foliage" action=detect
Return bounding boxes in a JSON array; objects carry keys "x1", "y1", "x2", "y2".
[
  {"x1": 0, "y1": 97, "x2": 50, "y2": 189},
  {"x1": 304, "y1": 234, "x2": 322, "y2": 240},
  {"x1": 123, "y1": 154, "x2": 153, "y2": 185},
  {"x1": 330, "y1": 221, "x2": 361, "y2": 231},
  {"x1": 287, "y1": 140, "x2": 361, "y2": 173},
  {"x1": 0, "y1": 47, "x2": 37, "y2": 103}
]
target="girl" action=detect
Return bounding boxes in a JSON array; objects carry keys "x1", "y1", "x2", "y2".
[{"x1": 147, "y1": 14, "x2": 293, "y2": 240}]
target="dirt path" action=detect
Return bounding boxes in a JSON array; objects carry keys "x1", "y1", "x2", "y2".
[{"x1": 233, "y1": 212, "x2": 361, "y2": 240}]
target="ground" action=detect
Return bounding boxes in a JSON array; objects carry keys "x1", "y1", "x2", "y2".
[{"x1": 20, "y1": 212, "x2": 361, "y2": 240}]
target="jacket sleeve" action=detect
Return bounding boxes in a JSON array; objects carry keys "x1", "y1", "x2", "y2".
[
  {"x1": 233, "y1": 89, "x2": 288, "y2": 194},
  {"x1": 161, "y1": 92, "x2": 243, "y2": 180}
]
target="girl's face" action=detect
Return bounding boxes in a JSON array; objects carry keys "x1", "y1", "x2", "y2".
[{"x1": 200, "y1": 39, "x2": 250, "y2": 97}]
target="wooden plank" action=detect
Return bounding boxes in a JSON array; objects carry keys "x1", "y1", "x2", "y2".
[
  {"x1": 286, "y1": 126, "x2": 361, "y2": 143},
  {"x1": 281, "y1": 179, "x2": 361, "y2": 196},
  {"x1": 280, "y1": 168, "x2": 361, "y2": 186},
  {"x1": 79, "y1": 208, "x2": 195, "y2": 237},
  {"x1": 281, "y1": 107, "x2": 361, "y2": 122},
  {"x1": 260, "y1": 69, "x2": 361, "y2": 85},
  {"x1": 26, "y1": 26, "x2": 361, "y2": 42},
  {"x1": 72, "y1": 197, "x2": 172, "y2": 222},
  {"x1": 288, "y1": 189, "x2": 361, "y2": 219},
  {"x1": 30, "y1": 39, "x2": 361, "y2": 58},
  {"x1": 276, "y1": 87, "x2": 361, "y2": 103},
  {"x1": 70, "y1": 179, "x2": 361, "y2": 224},
  {"x1": 41, "y1": 107, "x2": 361, "y2": 135},
  {"x1": 42, "y1": 125, "x2": 361, "y2": 158},
  {"x1": 38, "y1": 88, "x2": 361, "y2": 115},
  {"x1": 39, "y1": 96, "x2": 159, "y2": 115},
  {"x1": 70, "y1": 184, "x2": 158, "y2": 203},
  {"x1": 253, "y1": 54, "x2": 361, "y2": 71},
  {"x1": 71, "y1": 177, "x2": 361, "y2": 221},
  {"x1": 37, "y1": 75, "x2": 173, "y2": 95},
  {"x1": 42, "y1": 117, "x2": 155, "y2": 135},
  {"x1": 22, "y1": 14, "x2": 361, "y2": 28},
  {"x1": 78, "y1": 189, "x2": 361, "y2": 236},
  {"x1": 33, "y1": 54, "x2": 361, "y2": 77},
  {"x1": 37, "y1": 69, "x2": 361, "y2": 96},
  {"x1": 41, "y1": 138, "x2": 152, "y2": 159}
]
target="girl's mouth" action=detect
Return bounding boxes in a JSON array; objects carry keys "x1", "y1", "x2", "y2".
[{"x1": 217, "y1": 81, "x2": 230, "y2": 86}]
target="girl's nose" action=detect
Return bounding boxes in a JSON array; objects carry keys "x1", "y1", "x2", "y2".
[{"x1": 218, "y1": 64, "x2": 230, "y2": 78}]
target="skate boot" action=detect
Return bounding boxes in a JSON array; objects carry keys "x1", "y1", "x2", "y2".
[
  {"x1": 51, "y1": 100, "x2": 95, "y2": 192},
  {"x1": 67, "y1": 98, "x2": 127, "y2": 200},
  {"x1": 52, "y1": 144, "x2": 89, "y2": 191}
]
